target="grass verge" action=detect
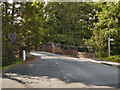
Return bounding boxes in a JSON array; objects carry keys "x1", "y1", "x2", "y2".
[
  {"x1": 96, "y1": 55, "x2": 120, "y2": 63},
  {"x1": 2, "y1": 59, "x2": 23, "y2": 72},
  {"x1": 2, "y1": 55, "x2": 37, "y2": 72}
]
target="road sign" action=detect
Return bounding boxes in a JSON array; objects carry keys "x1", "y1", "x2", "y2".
[
  {"x1": 8, "y1": 32, "x2": 16, "y2": 62},
  {"x1": 9, "y1": 32, "x2": 16, "y2": 44}
]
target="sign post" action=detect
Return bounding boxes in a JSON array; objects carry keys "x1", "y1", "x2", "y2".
[
  {"x1": 9, "y1": 32, "x2": 16, "y2": 62},
  {"x1": 108, "y1": 37, "x2": 114, "y2": 57}
]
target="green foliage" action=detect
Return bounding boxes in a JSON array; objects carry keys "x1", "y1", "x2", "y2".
[
  {"x1": 19, "y1": 2, "x2": 45, "y2": 50},
  {"x1": 2, "y1": 2, "x2": 45, "y2": 66},
  {"x1": 99, "y1": 55, "x2": 120, "y2": 63},
  {"x1": 2, "y1": 2, "x2": 26, "y2": 66},
  {"x1": 85, "y1": 2, "x2": 120, "y2": 57},
  {"x1": 2, "y1": 1, "x2": 120, "y2": 66},
  {"x1": 44, "y1": 2, "x2": 93, "y2": 46}
]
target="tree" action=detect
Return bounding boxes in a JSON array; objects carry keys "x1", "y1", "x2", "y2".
[
  {"x1": 85, "y1": 2, "x2": 120, "y2": 57},
  {"x1": 19, "y1": 2, "x2": 45, "y2": 51},
  {"x1": 2, "y1": 2, "x2": 24, "y2": 66},
  {"x1": 2, "y1": 2, "x2": 46, "y2": 66},
  {"x1": 44, "y1": 2, "x2": 94, "y2": 46}
]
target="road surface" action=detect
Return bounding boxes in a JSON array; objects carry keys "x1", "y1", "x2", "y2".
[{"x1": 2, "y1": 51, "x2": 119, "y2": 88}]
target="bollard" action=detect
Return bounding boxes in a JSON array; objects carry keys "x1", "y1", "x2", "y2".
[{"x1": 23, "y1": 50, "x2": 26, "y2": 61}]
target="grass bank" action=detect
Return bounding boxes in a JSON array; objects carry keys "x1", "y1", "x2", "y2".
[
  {"x1": 96, "y1": 55, "x2": 120, "y2": 63},
  {"x1": 2, "y1": 55, "x2": 37, "y2": 72}
]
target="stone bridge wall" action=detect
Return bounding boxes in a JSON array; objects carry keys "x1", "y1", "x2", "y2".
[
  {"x1": 35, "y1": 43, "x2": 79, "y2": 57},
  {"x1": 35, "y1": 43, "x2": 93, "y2": 58}
]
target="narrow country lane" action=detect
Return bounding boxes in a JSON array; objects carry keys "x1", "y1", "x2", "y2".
[{"x1": 2, "y1": 51, "x2": 119, "y2": 88}]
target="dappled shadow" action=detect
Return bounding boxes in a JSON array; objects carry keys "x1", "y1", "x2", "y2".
[
  {"x1": 2, "y1": 51, "x2": 119, "y2": 88},
  {"x1": 3, "y1": 74, "x2": 26, "y2": 84}
]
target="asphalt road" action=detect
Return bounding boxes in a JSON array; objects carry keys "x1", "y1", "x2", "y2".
[{"x1": 2, "y1": 51, "x2": 119, "y2": 88}]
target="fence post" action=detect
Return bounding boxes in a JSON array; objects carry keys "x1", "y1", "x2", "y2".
[
  {"x1": 108, "y1": 37, "x2": 110, "y2": 57},
  {"x1": 23, "y1": 50, "x2": 26, "y2": 61}
]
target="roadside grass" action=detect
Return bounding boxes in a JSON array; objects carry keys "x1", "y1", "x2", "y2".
[
  {"x1": 2, "y1": 58, "x2": 23, "y2": 72},
  {"x1": 2, "y1": 55, "x2": 37, "y2": 72},
  {"x1": 98, "y1": 55, "x2": 120, "y2": 63}
]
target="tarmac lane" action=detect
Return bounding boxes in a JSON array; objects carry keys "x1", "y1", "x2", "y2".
[{"x1": 2, "y1": 51, "x2": 119, "y2": 88}]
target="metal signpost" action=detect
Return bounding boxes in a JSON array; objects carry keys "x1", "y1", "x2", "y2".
[{"x1": 9, "y1": 32, "x2": 16, "y2": 62}]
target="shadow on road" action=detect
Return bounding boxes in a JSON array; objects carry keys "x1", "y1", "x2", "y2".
[{"x1": 2, "y1": 51, "x2": 119, "y2": 88}]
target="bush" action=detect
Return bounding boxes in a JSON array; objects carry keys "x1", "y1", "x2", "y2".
[
  {"x1": 99, "y1": 55, "x2": 120, "y2": 63},
  {"x1": 2, "y1": 38, "x2": 12, "y2": 67}
]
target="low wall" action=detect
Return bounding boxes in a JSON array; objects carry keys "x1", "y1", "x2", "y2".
[
  {"x1": 78, "y1": 52, "x2": 93, "y2": 58},
  {"x1": 35, "y1": 43, "x2": 93, "y2": 58},
  {"x1": 35, "y1": 43, "x2": 78, "y2": 57}
]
